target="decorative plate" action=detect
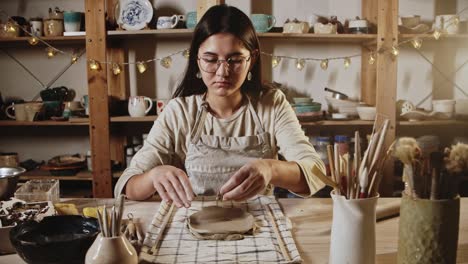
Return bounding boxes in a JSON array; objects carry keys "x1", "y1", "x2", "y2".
[{"x1": 116, "y1": 0, "x2": 153, "y2": 30}]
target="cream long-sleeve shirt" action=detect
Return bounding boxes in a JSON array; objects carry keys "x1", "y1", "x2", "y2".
[{"x1": 114, "y1": 88, "x2": 326, "y2": 197}]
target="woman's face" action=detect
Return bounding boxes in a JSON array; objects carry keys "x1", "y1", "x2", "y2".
[{"x1": 197, "y1": 33, "x2": 253, "y2": 99}]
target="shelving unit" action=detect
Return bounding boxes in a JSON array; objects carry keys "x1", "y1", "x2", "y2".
[{"x1": 3, "y1": 0, "x2": 464, "y2": 197}]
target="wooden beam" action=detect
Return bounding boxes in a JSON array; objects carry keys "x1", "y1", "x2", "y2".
[
  {"x1": 376, "y1": 0, "x2": 398, "y2": 197},
  {"x1": 197, "y1": 0, "x2": 225, "y2": 21},
  {"x1": 85, "y1": 0, "x2": 112, "y2": 198},
  {"x1": 361, "y1": 0, "x2": 378, "y2": 106}
]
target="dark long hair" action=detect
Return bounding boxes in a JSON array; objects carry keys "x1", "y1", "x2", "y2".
[{"x1": 172, "y1": 5, "x2": 265, "y2": 99}]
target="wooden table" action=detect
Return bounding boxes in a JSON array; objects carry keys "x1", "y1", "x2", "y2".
[{"x1": 1, "y1": 198, "x2": 467, "y2": 264}]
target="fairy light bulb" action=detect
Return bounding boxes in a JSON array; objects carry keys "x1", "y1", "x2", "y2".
[
  {"x1": 391, "y1": 46, "x2": 399, "y2": 57},
  {"x1": 160, "y1": 56, "x2": 172, "y2": 68},
  {"x1": 433, "y1": 30, "x2": 441, "y2": 40},
  {"x1": 136, "y1": 61, "x2": 147, "y2": 73},
  {"x1": 368, "y1": 53, "x2": 376, "y2": 65},
  {"x1": 71, "y1": 54, "x2": 78, "y2": 64},
  {"x1": 112, "y1": 63, "x2": 121, "y2": 75},
  {"x1": 28, "y1": 36, "x2": 39, "y2": 45},
  {"x1": 295, "y1": 58, "x2": 305, "y2": 71},
  {"x1": 320, "y1": 59, "x2": 329, "y2": 70},
  {"x1": 411, "y1": 39, "x2": 422, "y2": 49},
  {"x1": 454, "y1": 17, "x2": 460, "y2": 25},
  {"x1": 272, "y1": 56, "x2": 281, "y2": 68},
  {"x1": 344, "y1": 57, "x2": 351, "y2": 69},
  {"x1": 182, "y1": 49, "x2": 190, "y2": 59},
  {"x1": 46, "y1": 47, "x2": 57, "y2": 58},
  {"x1": 7, "y1": 23, "x2": 16, "y2": 33},
  {"x1": 89, "y1": 59, "x2": 100, "y2": 70}
]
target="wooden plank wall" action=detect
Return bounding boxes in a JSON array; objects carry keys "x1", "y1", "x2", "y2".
[
  {"x1": 85, "y1": 0, "x2": 112, "y2": 198},
  {"x1": 361, "y1": 0, "x2": 378, "y2": 106}
]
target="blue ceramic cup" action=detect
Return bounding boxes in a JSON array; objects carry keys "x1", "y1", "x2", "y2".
[
  {"x1": 251, "y1": 14, "x2": 276, "y2": 33},
  {"x1": 64, "y1": 11, "x2": 82, "y2": 32},
  {"x1": 186, "y1": 11, "x2": 197, "y2": 29}
]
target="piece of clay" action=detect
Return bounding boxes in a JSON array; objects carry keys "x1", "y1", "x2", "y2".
[{"x1": 187, "y1": 206, "x2": 255, "y2": 240}]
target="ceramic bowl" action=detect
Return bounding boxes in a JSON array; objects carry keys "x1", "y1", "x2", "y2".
[
  {"x1": 356, "y1": 106, "x2": 376, "y2": 120},
  {"x1": 292, "y1": 97, "x2": 313, "y2": 105},
  {"x1": 400, "y1": 110, "x2": 429, "y2": 121},
  {"x1": 10, "y1": 215, "x2": 99, "y2": 264},
  {"x1": 432, "y1": 99, "x2": 456, "y2": 113},
  {"x1": 293, "y1": 103, "x2": 321, "y2": 113},
  {"x1": 325, "y1": 96, "x2": 359, "y2": 113}
]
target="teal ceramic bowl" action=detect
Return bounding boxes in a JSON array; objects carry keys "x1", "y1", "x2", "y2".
[
  {"x1": 293, "y1": 97, "x2": 313, "y2": 105},
  {"x1": 293, "y1": 103, "x2": 322, "y2": 113}
]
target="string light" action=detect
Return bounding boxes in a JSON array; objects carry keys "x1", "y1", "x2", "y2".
[
  {"x1": 368, "y1": 53, "x2": 376, "y2": 65},
  {"x1": 344, "y1": 57, "x2": 351, "y2": 69},
  {"x1": 272, "y1": 56, "x2": 281, "y2": 68},
  {"x1": 391, "y1": 46, "x2": 399, "y2": 57},
  {"x1": 433, "y1": 30, "x2": 442, "y2": 40},
  {"x1": 295, "y1": 58, "x2": 305, "y2": 70},
  {"x1": 71, "y1": 54, "x2": 79, "y2": 64},
  {"x1": 112, "y1": 63, "x2": 121, "y2": 75},
  {"x1": 182, "y1": 49, "x2": 190, "y2": 59},
  {"x1": 46, "y1": 47, "x2": 57, "y2": 58},
  {"x1": 160, "y1": 56, "x2": 172, "y2": 68},
  {"x1": 411, "y1": 39, "x2": 422, "y2": 49},
  {"x1": 136, "y1": 61, "x2": 147, "y2": 73},
  {"x1": 454, "y1": 17, "x2": 460, "y2": 25},
  {"x1": 89, "y1": 59, "x2": 100, "y2": 71},
  {"x1": 6, "y1": 23, "x2": 16, "y2": 33},
  {"x1": 28, "y1": 36, "x2": 38, "y2": 45},
  {"x1": 320, "y1": 59, "x2": 329, "y2": 70}
]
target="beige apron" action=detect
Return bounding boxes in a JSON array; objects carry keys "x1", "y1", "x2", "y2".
[{"x1": 185, "y1": 96, "x2": 274, "y2": 195}]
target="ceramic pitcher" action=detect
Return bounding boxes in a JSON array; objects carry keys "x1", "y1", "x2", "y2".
[
  {"x1": 128, "y1": 96, "x2": 153, "y2": 117},
  {"x1": 85, "y1": 234, "x2": 138, "y2": 264}
]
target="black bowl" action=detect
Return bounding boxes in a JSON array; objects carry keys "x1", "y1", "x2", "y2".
[{"x1": 10, "y1": 215, "x2": 99, "y2": 264}]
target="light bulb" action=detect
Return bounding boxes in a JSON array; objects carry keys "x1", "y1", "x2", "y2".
[
  {"x1": 89, "y1": 59, "x2": 100, "y2": 70},
  {"x1": 320, "y1": 59, "x2": 329, "y2": 70},
  {"x1": 295, "y1": 58, "x2": 305, "y2": 71},
  {"x1": 136, "y1": 61, "x2": 147, "y2": 73},
  {"x1": 411, "y1": 39, "x2": 422, "y2": 49},
  {"x1": 433, "y1": 30, "x2": 441, "y2": 40},
  {"x1": 160, "y1": 56, "x2": 172, "y2": 68},
  {"x1": 28, "y1": 37, "x2": 39, "y2": 45},
  {"x1": 182, "y1": 49, "x2": 190, "y2": 59},
  {"x1": 344, "y1": 57, "x2": 351, "y2": 69},
  {"x1": 368, "y1": 53, "x2": 376, "y2": 65},
  {"x1": 112, "y1": 63, "x2": 121, "y2": 75},
  {"x1": 46, "y1": 47, "x2": 57, "y2": 58},
  {"x1": 272, "y1": 56, "x2": 281, "y2": 68},
  {"x1": 7, "y1": 24, "x2": 16, "y2": 33},
  {"x1": 391, "y1": 46, "x2": 399, "y2": 57},
  {"x1": 71, "y1": 54, "x2": 78, "y2": 64},
  {"x1": 454, "y1": 17, "x2": 460, "y2": 25}
]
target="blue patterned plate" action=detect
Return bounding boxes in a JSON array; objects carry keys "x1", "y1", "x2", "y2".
[{"x1": 116, "y1": 0, "x2": 153, "y2": 30}]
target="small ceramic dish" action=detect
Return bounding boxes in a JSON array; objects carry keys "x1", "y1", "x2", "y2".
[{"x1": 116, "y1": 0, "x2": 153, "y2": 30}]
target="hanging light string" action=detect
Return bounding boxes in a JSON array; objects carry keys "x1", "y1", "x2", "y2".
[{"x1": 0, "y1": 7, "x2": 468, "y2": 76}]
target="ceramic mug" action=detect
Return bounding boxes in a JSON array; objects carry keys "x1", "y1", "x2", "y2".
[
  {"x1": 435, "y1": 14, "x2": 459, "y2": 34},
  {"x1": 186, "y1": 11, "x2": 197, "y2": 29},
  {"x1": 29, "y1": 19, "x2": 43, "y2": 36},
  {"x1": 64, "y1": 11, "x2": 82, "y2": 32},
  {"x1": 156, "y1": 99, "x2": 169, "y2": 115},
  {"x1": 5, "y1": 103, "x2": 27, "y2": 121},
  {"x1": 156, "y1": 15, "x2": 179, "y2": 29},
  {"x1": 251, "y1": 14, "x2": 276, "y2": 33},
  {"x1": 128, "y1": 96, "x2": 153, "y2": 117},
  {"x1": 174, "y1": 14, "x2": 186, "y2": 28},
  {"x1": 24, "y1": 102, "x2": 43, "y2": 121},
  {"x1": 44, "y1": 18, "x2": 64, "y2": 36}
]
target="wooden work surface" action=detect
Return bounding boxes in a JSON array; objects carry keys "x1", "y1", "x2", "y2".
[{"x1": 1, "y1": 198, "x2": 467, "y2": 264}]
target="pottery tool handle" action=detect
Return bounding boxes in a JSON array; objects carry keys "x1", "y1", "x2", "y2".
[
  {"x1": 148, "y1": 202, "x2": 175, "y2": 256},
  {"x1": 265, "y1": 204, "x2": 291, "y2": 262}
]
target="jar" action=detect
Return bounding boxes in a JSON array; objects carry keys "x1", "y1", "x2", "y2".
[
  {"x1": 125, "y1": 147, "x2": 134, "y2": 167},
  {"x1": 348, "y1": 19, "x2": 369, "y2": 34},
  {"x1": 86, "y1": 150, "x2": 92, "y2": 171},
  {"x1": 334, "y1": 135, "x2": 350, "y2": 156},
  {"x1": 43, "y1": 18, "x2": 64, "y2": 37},
  {"x1": 315, "y1": 136, "x2": 331, "y2": 176}
]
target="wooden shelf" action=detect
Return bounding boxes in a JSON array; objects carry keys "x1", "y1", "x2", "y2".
[
  {"x1": 108, "y1": 29, "x2": 377, "y2": 43},
  {"x1": 300, "y1": 120, "x2": 374, "y2": 126},
  {"x1": 20, "y1": 170, "x2": 122, "y2": 181},
  {"x1": 0, "y1": 36, "x2": 86, "y2": 47},
  {"x1": 110, "y1": 115, "x2": 157, "y2": 122},
  {"x1": 399, "y1": 33, "x2": 468, "y2": 41},
  {"x1": 0, "y1": 119, "x2": 89, "y2": 126},
  {"x1": 399, "y1": 120, "x2": 468, "y2": 126}
]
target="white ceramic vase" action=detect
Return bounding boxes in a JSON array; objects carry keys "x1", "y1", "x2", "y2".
[{"x1": 85, "y1": 234, "x2": 138, "y2": 264}]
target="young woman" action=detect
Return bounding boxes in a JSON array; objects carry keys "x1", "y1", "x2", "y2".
[{"x1": 114, "y1": 5, "x2": 326, "y2": 207}]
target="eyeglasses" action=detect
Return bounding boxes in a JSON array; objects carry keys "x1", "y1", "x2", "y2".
[{"x1": 198, "y1": 55, "x2": 251, "y2": 73}]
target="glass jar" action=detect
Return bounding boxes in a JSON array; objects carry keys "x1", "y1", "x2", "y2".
[
  {"x1": 334, "y1": 135, "x2": 350, "y2": 156},
  {"x1": 315, "y1": 136, "x2": 331, "y2": 176}
]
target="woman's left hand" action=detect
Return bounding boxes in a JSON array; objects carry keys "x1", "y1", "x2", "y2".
[{"x1": 219, "y1": 159, "x2": 273, "y2": 201}]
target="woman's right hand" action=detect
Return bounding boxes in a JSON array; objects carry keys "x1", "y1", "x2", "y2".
[{"x1": 148, "y1": 165, "x2": 194, "y2": 208}]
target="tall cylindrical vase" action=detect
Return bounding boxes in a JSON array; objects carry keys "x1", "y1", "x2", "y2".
[
  {"x1": 329, "y1": 191, "x2": 378, "y2": 264},
  {"x1": 397, "y1": 193, "x2": 460, "y2": 264},
  {"x1": 85, "y1": 234, "x2": 138, "y2": 264}
]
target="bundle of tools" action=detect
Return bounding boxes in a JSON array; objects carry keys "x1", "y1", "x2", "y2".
[
  {"x1": 394, "y1": 138, "x2": 468, "y2": 200},
  {"x1": 318, "y1": 118, "x2": 393, "y2": 199}
]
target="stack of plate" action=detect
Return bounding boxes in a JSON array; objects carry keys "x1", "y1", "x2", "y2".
[
  {"x1": 325, "y1": 96, "x2": 359, "y2": 118},
  {"x1": 291, "y1": 97, "x2": 322, "y2": 120}
]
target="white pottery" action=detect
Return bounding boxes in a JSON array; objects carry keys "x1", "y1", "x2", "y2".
[{"x1": 85, "y1": 234, "x2": 138, "y2": 264}]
